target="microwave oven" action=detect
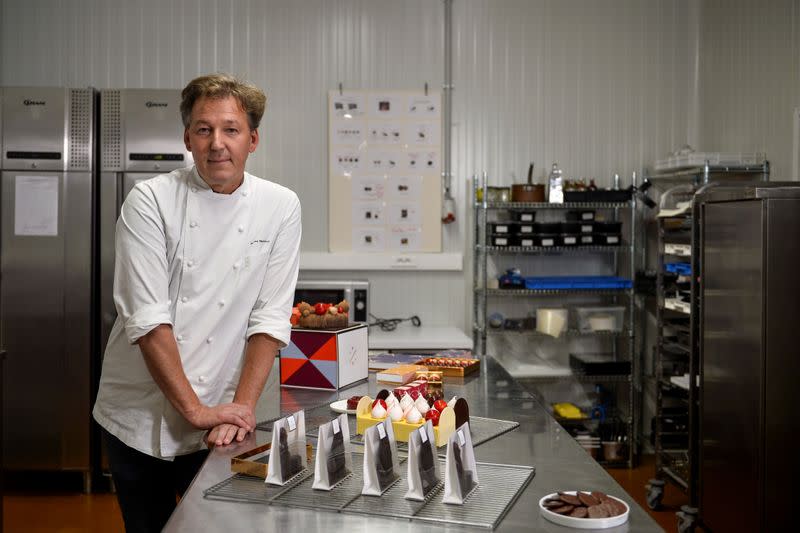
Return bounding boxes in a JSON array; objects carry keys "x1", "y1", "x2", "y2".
[{"x1": 293, "y1": 280, "x2": 369, "y2": 323}]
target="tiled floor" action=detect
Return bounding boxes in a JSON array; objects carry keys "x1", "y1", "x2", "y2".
[{"x1": 3, "y1": 455, "x2": 687, "y2": 532}]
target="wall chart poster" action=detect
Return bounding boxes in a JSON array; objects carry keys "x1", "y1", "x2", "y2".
[{"x1": 328, "y1": 90, "x2": 442, "y2": 253}]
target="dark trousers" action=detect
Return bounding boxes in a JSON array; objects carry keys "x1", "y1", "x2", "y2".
[{"x1": 103, "y1": 428, "x2": 209, "y2": 533}]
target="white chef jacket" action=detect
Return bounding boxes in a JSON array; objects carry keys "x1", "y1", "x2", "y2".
[{"x1": 93, "y1": 166, "x2": 301, "y2": 459}]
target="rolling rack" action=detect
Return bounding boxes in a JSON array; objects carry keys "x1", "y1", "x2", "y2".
[{"x1": 644, "y1": 160, "x2": 769, "y2": 533}]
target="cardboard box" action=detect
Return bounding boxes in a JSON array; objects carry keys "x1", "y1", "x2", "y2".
[{"x1": 280, "y1": 323, "x2": 368, "y2": 390}]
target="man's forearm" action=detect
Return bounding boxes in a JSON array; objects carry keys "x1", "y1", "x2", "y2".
[
  {"x1": 234, "y1": 333, "x2": 280, "y2": 410},
  {"x1": 137, "y1": 324, "x2": 202, "y2": 419}
]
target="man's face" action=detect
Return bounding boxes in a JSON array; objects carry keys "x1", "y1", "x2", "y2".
[{"x1": 184, "y1": 95, "x2": 259, "y2": 194}]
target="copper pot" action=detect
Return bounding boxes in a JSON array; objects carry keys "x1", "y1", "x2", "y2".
[{"x1": 512, "y1": 163, "x2": 545, "y2": 202}]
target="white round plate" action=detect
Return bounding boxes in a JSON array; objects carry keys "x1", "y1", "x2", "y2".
[
  {"x1": 539, "y1": 491, "x2": 630, "y2": 529},
  {"x1": 329, "y1": 399, "x2": 356, "y2": 415}
]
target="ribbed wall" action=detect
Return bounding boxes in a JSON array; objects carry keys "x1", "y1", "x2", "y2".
[
  {"x1": 698, "y1": 0, "x2": 800, "y2": 179},
  {"x1": 2, "y1": 0, "x2": 709, "y2": 331}
]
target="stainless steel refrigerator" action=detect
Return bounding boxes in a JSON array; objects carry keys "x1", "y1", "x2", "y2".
[
  {"x1": 696, "y1": 183, "x2": 800, "y2": 532},
  {"x1": 99, "y1": 89, "x2": 192, "y2": 355},
  {"x1": 0, "y1": 87, "x2": 96, "y2": 490}
]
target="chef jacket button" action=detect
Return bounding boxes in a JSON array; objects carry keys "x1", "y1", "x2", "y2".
[
  {"x1": 238, "y1": 225, "x2": 245, "y2": 233},
  {"x1": 218, "y1": 300, "x2": 226, "y2": 307},
  {"x1": 190, "y1": 221, "x2": 198, "y2": 228},
  {"x1": 187, "y1": 260, "x2": 195, "y2": 268},
  {"x1": 242, "y1": 190, "x2": 249, "y2": 197},
  {"x1": 181, "y1": 296, "x2": 188, "y2": 303},
  {"x1": 233, "y1": 261, "x2": 241, "y2": 270},
  {"x1": 198, "y1": 375, "x2": 207, "y2": 383},
  {"x1": 191, "y1": 187, "x2": 198, "y2": 193},
  {"x1": 206, "y1": 337, "x2": 214, "y2": 344},
  {"x1": 177, "y1": 334, "x2": 185, "y2": 343}
]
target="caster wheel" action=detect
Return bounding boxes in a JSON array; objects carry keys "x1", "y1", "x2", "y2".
[
  {"x1": 645, "y1": 478, "x2": 665, "y2": 510},
  {"x1": 676, "y1": 505, "x2": 698, "y2": 533}
]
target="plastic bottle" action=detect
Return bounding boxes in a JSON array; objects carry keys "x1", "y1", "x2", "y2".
[{"x1": 548, "y1": 163, "x2": 563, "y2": 203}]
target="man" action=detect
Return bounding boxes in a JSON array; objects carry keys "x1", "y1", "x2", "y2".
[{"x1": 93, "y1": 73, "x2": 301, "y2": 533}]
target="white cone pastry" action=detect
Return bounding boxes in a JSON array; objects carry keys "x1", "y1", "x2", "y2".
[
  {"x1": 385, "y1": 394, "x2": 399, "y2": 409},
  {"x1": 388, "y1": 403, "x2": 404, "y2": 421},
  {"x1": 371, "y1": 403, "x2": 387, "y2": 419},
  {"x1": 414, "y1": 395, "x2": 430, "y2": 415},
  {"x1": 399, "y1": 394, "x2": 414, "y2": 412},
  {"x1": 447, "y1": 396, "x2": 458, "y2": 409},
  {"x1": 405, "y1": 406, "x2": 422, "y2": 424}
]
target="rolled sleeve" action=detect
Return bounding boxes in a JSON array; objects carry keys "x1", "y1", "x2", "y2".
[
  {"x1": 114, "y1": 185, "x2": 173, "y2": 344},
  {"x1": 246, "y1": 194, "x2": 301, "y2": 347}
]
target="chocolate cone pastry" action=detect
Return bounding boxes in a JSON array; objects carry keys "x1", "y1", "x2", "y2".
[
  {"x1": 452, "y1": 443, "x2": 475, "y2": 498},
  {"x1": 376, "y1": 434, "x2": 395, "y2": 491},
  {"x1": 326, "y1": 427, "x2": 347, "y2": 484},
  {"x1": 418, "y1": 437, "x2": 438, "y2": 495},
  {"x1": 279, "y1": 427, "x2": 302, "y2": 481}
]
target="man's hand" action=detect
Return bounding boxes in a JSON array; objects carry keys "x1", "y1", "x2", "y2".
[
  {"x1": 185, "y1": 402, "x2": 255, "y2": 432},
  {"x1": 206, "y1": 423, "x2": 250, "y2": 448}
]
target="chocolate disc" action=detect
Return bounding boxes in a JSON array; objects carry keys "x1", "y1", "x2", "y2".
[
  {"x1": 591, "y1": 491, "x2": 610, "y2": 502},
  {"x1": 578, "y1": 492, "x2": 600, "y2": 507},
  {"x1": 587, "y1": 505, "x2": 609, "y2": 519},
  {"x1": 558, "y1": 492, "x2": 581, "y2": 506},
  {"x1": 569, "y1": 507, "x2": 589, "y2": 518},
  {"x1": 551, "y1": 505, "x2": 575, "y2": 515}
]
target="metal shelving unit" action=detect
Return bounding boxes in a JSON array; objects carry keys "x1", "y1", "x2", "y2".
[
  {"x1": 644, "y1": 161, "x2": 769, "y2": 531},
  {"x1": 472, "y1": 175, "x2": 638, "y2": 468}
]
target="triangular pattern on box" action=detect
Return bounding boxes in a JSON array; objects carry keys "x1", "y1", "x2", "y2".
[{"x1": 283, "y1": 359, "x2": 334, "y2": 389}]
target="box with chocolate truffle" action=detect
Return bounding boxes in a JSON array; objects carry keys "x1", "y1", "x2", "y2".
[{"x1": 355, "y1": 392, "x2": 470, "y2": 448}]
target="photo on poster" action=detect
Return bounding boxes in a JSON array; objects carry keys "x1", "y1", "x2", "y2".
[
  {"x1": 353, "y1": 228, "x2": 386, "y2": 252},
  {"x1": 406, "y1": 151, "x2": 439, "y2": 174},
  {"x1": 389, "y1": 226, "x2": 422, "y2": 252},
  {"x1": 387, "y1": 176, "x2": 423, "y2": 200},
  {"x1": 332, "y1": 119, "x2": 366, "y2": 144},
  {"x1": 407, "y1": 95, "x2": 439, "y2": 117},
  {"x1": 368, "y1": 93, "x2": 403, "y2": 119},
  {"x1": 368, "y1": 123, "x2": 404, "y2": 145},
  {"x1": 332, "y1": 149, "x2": 363, "y2": 176},
  {"x1": 367, "y1": 150, "x2": 402, "y2": 174},
  {"x1": 409, "y1": 121, "x2": 440, "y2": 146},
  {"x1": 331, "y1": 94, "x2": 366, "y2": 119},
  {"x1": 352, "y1": 202, "x2": 385, "y2": 226},
  {"x1": 352, "y1": 177, "x2": 386, "y2": 201},
  {"x1": 387, "y1": 203, "x2": 421, "y2": 225}
]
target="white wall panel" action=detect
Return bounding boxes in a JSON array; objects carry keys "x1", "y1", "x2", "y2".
[
  {"x1": 698, "y1": 0, "x2": 800, "y2": 179},
  {"x1": 452, "y1": 0, "x2": 692, "y2": 190}
]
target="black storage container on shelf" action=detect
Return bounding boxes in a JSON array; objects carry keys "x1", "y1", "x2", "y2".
[
  {"x1": 517, "y1": 223, "x2": 535, "y2": 235},
  {"x1": 594, "y1": 221, "x2": 622, "y2": 234},
  {"x1": 489, "y1": 222, "x2": 517, "y2": 234},
  {"x1": 490, "y1": 234, "x2": 517, "y2": 247},
  {"x1": 594, "y1": 233, "x2": 621, "y2": 245},
  {"x1": 518, "y1": 236, "x2": 536, "y2": 247},
  {"x1": 511, "y1": 210, "x2": 536, "y2": 223},
  {"x1": 558, "y1": 234, "x2": 579, "y2": 246},
  {"x1": 536, "y1": 234, "x2": 558, "y2": 247},
  {"x1": 579, "y1": 234, "x2": 596, "y2": 245},
  {"x1": 532, "y1": 222, "x2": 560, "y2": 234},
  {"x1": 566, "y1": 210, "x2": 596, "y2": 221}
]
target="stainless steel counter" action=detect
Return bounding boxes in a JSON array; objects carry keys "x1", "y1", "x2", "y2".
[{"x1": 164, "y1": 357, "x2": 662, "y2": 532}]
